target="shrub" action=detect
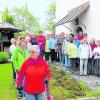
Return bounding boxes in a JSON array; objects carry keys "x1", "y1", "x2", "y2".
[
  {"x1": 79, "y1": 82, "x2": 87, "y2": 89},
  {"x1": 0, "y1": 52, "x2": 9, "y2": 62}
]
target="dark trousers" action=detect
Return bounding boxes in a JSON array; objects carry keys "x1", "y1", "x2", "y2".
[
  {"x1": 94, "y1": 59, "x2": 100, "y2": 76},
  {"x1": 50, "y1": 49, "x2": 56, "y2": 62},
  {"x1": 87, "y1": 58, "x2": 94, "y2": 75},
  {"x1": 45, "y1": 52, "x2": 50, "y2": 61},
  {"x1": 41, "y1": 50, "x2": 45, "y2": 57},
  {"x1": 55, "y1": 52, "x2": 60, "y2": 62},
  {"x1": 70, "y1": 58, "x2": 77, "y2": 72},
  {"x1": 59, "y1": 51, "x2": 63, "y2": 63},
  {"x1": 75, "y1": 58, "x2": 80, "y2": 70},
  {"x1": 13, "y1": 70, "x2": 25, "y2": 97}
]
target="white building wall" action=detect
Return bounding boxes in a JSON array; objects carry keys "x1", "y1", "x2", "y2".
[{"x1": 56, "y1": 0, "x2": 100, "y2": 40}]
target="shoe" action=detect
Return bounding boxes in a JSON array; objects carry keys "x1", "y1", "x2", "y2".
[
  {"x1": 18, "y1": 95, "x2": 23, "y2": 99},
  {"x1": 79, "y1": 74, "x2": 83, "y2": 76}
]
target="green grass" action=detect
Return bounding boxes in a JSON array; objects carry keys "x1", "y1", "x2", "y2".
[
  {"x1": 86, "y1": 90, "x2": 100, "y2": 97},
  {"x1": 0, "y1": 63, "x2": 18, "y2": 100}
]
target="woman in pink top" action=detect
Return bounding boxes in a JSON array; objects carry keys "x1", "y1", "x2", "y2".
[{"x1": 76, "y1": 31, "x2": 84, "y2": 41}]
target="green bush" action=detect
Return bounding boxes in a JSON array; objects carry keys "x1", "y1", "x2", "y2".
[
  {"x1": 79, "y1": 82, "x2": 87, "y2": 89},
  {"x1": 0, "y1": 52, "x2": 9, "y2": 62}
]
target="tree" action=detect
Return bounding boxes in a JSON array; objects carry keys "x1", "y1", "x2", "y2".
[
  {"x1": 2, "y1": 8, "x2": 14, "y2": 24},
  {"x1": 44, "y1": 2, "x2": 56, "y2": 33},
  {"x1": 13, "y1": 4, "x2": 41, "y2": 35}
]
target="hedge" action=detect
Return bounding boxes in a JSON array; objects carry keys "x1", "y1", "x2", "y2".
[{"x1": 0, "y1": 52, "x2": 9, "y2": 62}]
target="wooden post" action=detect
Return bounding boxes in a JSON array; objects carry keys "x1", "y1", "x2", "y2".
[{"x1": 0, "y1": 32, "x2": 3, "y2": 51}]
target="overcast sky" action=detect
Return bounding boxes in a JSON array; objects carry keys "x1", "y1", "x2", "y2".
[{"x1": 0, "y1": 0, "x2": 54, "y2": 24}]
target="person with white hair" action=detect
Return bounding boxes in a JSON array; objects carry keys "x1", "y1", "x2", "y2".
[
  {"x1": 78, "y1": 39, "x2": 92, "y2": 76},
  {"x1": 25, "y1": 36, "x2": 32, "y2": 51},
  {"x1": 10, "y1": 38, "x2": 16, "y2": 56},
  {"x1": 17, "y1": 45, "x2": 51, "y2": 100}
]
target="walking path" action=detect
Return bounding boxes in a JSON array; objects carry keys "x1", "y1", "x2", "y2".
[
  {"x1": 80, "y1": 97, "x2": 100, "y2": 100},
  {"x1": 73, "y1": 75, "x2": 100, "y2": 90}
]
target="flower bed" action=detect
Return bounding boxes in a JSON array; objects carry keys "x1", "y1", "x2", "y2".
[{"x1": 49, "y1": 64, "x2": 91, "y2": 100}]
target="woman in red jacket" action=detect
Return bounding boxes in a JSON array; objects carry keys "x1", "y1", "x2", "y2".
[{"x1": 17, "y1": 45, "x2": 51, "y2": 100}]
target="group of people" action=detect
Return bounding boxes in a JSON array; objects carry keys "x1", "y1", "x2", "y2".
[
  {"x1": 54, "y1": 31, "x2": 100, "y2": 76},
  {"x1": 10, "y1": 31, "x2": 51, "y2": 100},
  {"x1": 9, "y1": 30, "x2": 100, "y2": 99}
]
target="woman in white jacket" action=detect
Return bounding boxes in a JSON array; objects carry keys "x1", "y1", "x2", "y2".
[{"x1": 78, "y1": 39, "x2": 92, "y2": 75}]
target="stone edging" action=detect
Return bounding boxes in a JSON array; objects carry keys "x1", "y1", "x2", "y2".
[{"x1": 80, "y1": 96, "x2": 100, "y2": 100}]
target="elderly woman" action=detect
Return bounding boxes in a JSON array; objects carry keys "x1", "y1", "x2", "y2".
[
  {"x1": 25, "y1": 36, "x2": 32, "y2": 51},
  {"x1": 11, "y1": 40, "x2": 30, "y2": 71},
  {"x1": 10, "y1": 38, "x2": 16, "y2": 56},
  {"x1": 78, "y1": 39, "x2": 92, "y2": 76},
  {"x1": 17, "y1": 45, "x2": 51, "y2": 100}
]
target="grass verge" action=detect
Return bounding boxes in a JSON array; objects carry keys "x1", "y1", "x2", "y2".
[{"x1": 0, "y1": 63, "x2": 18, "y2": 100}]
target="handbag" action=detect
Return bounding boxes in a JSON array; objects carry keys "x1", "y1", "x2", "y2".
[{"x1": 42, "y1": 82, "x2": 53, "y2": 100}]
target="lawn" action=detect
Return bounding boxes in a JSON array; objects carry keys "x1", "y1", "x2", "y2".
[{"x1": 0, "y1": 63, "x2": 18, "y2": 100}]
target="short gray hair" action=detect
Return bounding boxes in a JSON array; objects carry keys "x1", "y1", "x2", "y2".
[
  {"x1": 30, "y1": 45, "x2": 40, "y2": 53},
  {"x1": 10, "y1": 38, "x2": 16, "y2": 42}
]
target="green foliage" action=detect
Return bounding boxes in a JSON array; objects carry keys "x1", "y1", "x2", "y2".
[
  {"x1": 14, "y1": 32, "x2": 26, "y2": 38},
  {"x1": 44, "y1": 2, "x2": 56, "y2": 33},
  {"x1": 79, "y1": 82, "x2": 87, "y2": 89},
  {"x1": 86, "y1": 90, "x2": 100, "y2": 97},
  {"x1": 47, "y1": 2, "x2": 56, "y2": 16},
  {"x1": 2, "y1": 8, "x2": 14, "y2": 24},
  {"x1": 50, "y1": 85, "x2": 70, "y2": 97},
  {"x1": 49, "y1": 78, "x2": 57, "y2": 85},
  {"x1": 0, "y1": 52, "x2": 9, "y2": 62},
  {"x1": 49, "y1": 64, "x2": 91, "y2": 99},
  {"x1": 14, "y1": 33, "x2": 19, "y2": 38},
  {"x1": 13, "y1": 4, "x2": 41, "y2": 34}
]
